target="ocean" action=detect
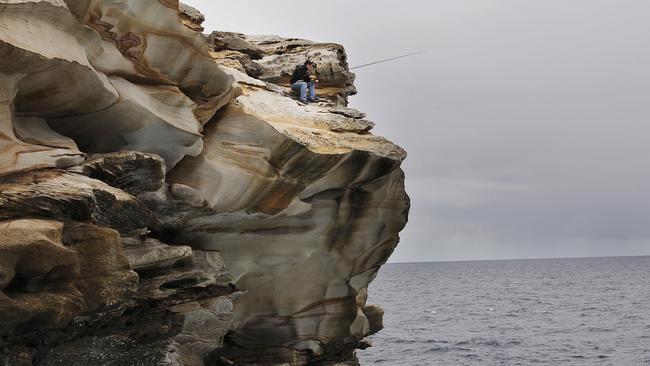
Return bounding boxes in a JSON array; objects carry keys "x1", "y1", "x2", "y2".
[{"x1": 358, "y1": 256, "x2": 650, "y2": 365}]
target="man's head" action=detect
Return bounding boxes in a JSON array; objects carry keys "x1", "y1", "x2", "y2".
[{"x1": 304, "y1": 60, "x2": 315, "y2": 71}]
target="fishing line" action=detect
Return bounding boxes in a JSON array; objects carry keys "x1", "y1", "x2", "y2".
[{"x1": 347, "y1": 51, "x2": 426, "y2": 70}]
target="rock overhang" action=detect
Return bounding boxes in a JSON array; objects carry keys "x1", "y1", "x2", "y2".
[{"x1": 0, "y1": 1, "x2": 410, "y2": 365}]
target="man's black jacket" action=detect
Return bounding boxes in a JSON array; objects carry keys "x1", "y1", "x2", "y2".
[{"x1": 290, "y1": 65, "x2": 311, "y2": 84}]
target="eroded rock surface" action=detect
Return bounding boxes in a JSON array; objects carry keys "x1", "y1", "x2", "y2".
[
  {"x1": 179, "y1": 3, "x2": 206, "y2": 32},
  {"x1": 165, "y1": 69, "x2": 408, "y2": 364},
  {"x1": 245, "y1": 35, "x2": 358, "y2": 103},
  {"x1": 208, "y1": 34, "x2": 357, "y2": 104},
  {"x1": 0, "y1": 1, "x2": 409, "y2": 365}
]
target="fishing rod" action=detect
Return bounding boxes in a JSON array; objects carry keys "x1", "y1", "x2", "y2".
[{"x1": 347, "y1": 51, "x2": 426, "y2": 70}]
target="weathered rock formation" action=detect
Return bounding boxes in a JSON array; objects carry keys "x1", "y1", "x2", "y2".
[
  {"x1": 208, "y1": 33, "x2": 357, "y2": 104},
  {"x1": 0, "y1": 1, "x2": 409, "y2": 365}
]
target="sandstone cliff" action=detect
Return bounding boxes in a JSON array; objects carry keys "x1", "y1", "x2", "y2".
[{"x1": 0, "y1": 1, "x2": 409, "y2": 365}]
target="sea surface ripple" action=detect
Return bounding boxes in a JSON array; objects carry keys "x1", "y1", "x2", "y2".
[{"x1": 358, "y1": 256, "x2": 650, "y2": 365}]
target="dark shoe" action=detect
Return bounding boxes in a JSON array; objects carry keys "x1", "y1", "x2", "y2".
[{"x1": 307, "y1": 98, "x2": 317, "y2": 103}]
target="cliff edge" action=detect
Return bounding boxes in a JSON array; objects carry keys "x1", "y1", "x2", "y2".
[{"x1": 0, "y1": 1, "x2": 409, "y2": 365}]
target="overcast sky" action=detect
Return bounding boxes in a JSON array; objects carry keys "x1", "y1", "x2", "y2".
[{"x1": 185, "y1": 0, "x2": 650, "y2": 262}]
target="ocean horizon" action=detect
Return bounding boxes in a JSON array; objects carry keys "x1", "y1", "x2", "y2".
[{"x1": 388, "y1": 254, "x2": 650, "y2": 265}]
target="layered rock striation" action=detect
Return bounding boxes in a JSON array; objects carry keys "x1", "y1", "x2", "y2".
[{"x1": 0, "y1": 1, "x2": 409, "y2": 365}]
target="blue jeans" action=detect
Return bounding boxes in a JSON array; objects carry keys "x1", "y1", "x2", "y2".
[{"x1": 291, "y1": 81, "x2": 315, "y2": 101}]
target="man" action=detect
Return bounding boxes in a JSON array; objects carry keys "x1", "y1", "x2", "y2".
[{"x1": 290, "y1": 60, "x2": 318, "y2": 103}]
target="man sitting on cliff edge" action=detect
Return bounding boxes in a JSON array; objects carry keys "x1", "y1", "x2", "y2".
[{"x1": 290, "y1": 60, "x2": 318, "y2": 103}]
